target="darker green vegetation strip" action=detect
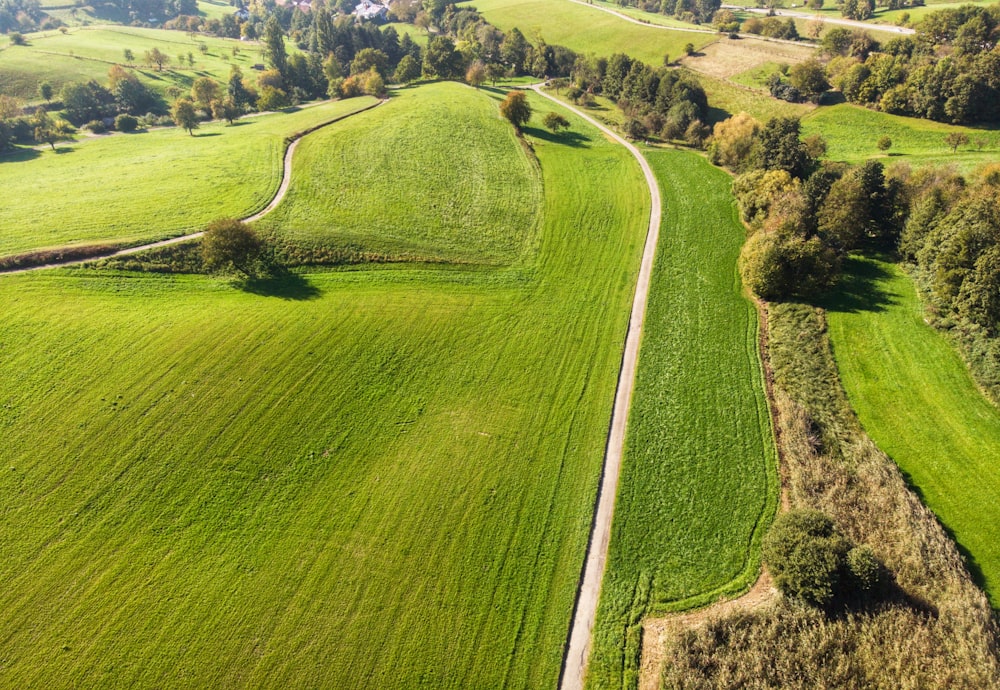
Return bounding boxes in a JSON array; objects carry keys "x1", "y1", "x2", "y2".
[{"x1": 587, "y1": 149, "x2": 778, "y2": 689}]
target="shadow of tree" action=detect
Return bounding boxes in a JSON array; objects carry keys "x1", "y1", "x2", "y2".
[
  {"x1": 0, "y1": 147, "x2": 41, "y2": 163},
  {"x1": 236, "y1": 270, "x2": 322, "y2": 300},
  {"x1": 815, "y1": 255, "x2": 896, "y2": 314},
  {"x1": 523, "y1": 125, "x2": 591, "y2": 148}
]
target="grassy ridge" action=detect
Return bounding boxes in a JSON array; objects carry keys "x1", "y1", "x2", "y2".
[
  {"x1": 0, "y1": 87, "x2": 649, "y2": 686},
  {"x1": 587, "y1": 149, "x2": 777, "y2": 689},
  {"x1": 0, "y1": 97, "x2": 377, "y2": 259},
  {"x1": 257, "y1": 84, "x2": 541, "y2": 265},
  {"x1": 825, "y1": 257, "x2": 1000, "y2": 607},
  {"x1": 0, "y1": 26, "x2": 263, "y2": 101},
  {"x1": 463, "y1": 0, "x2": 715, "y2": 65},
  {"x1": 803, "y1": 104, "x2": 1000, "y2": 171}
]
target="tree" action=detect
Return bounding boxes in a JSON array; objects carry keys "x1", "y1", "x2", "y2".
[
  {"x1": 9, "y1": 32, "x2": 26, "y2": 46},
  {"x1": 465, "y1": 60, "x2": 486, "y2": 88},
  {"x1": 499, "y1": 90, "x2": 531, "y2": 131},
  {"x1": 212, "y1": 97, "x2": 241, "y2": 124},
  {"x1": 145, "y1": 48, "x2": 170, "y2": 72},
  {"x1": 256, "y1": 86, "x2": 289, "y2": 111},
  {"x1": 350, "y1": 48, "x2": 389, "y2": 79},
  {"x1": 393, "y1": 54, "x2": 421, "y2": 84},
  {"x1": 762, "y1": 510, "x2": 851, "y2": 608},
  {"x1": 123, "y1": 48, "x2": 134, "y2": 65},
  {"x1": 227, "y1": 66, "x2": 253, "y2": 109},
  {"x1": 423, "y1": 35, "x2": 464, "y2": 79},
  {"x1": 191, "y1": 77, "x2": 219, "y2": 110},
  {"x1": 707, "y1": 112, "x2": 761, "y2": 170},
  {"x1": 944, "y1": 131, "x2": 969, "y2": 152},
  {"x1": 115, "y1": 113, "x2": 139, "y2": 132},
  {"x1": 171, "y1": 98, "x2": 199, "y2": 135},
  {"x1": 757, "y1": 116, "x2": 814, "y2": 179},
  {"x1": 684, "y1": 42, "x2": 695, "y2": 56},
  {"x1": 38, "y1": 81, "x2": 52, "y2": 103},
  {"x1": 32, "y1": 108, "x2": 74, "y2": 150},
  {"x1": 201, "y1": 219, "x2": 267, "y2": 277},
  {"x1": 877, "y1": 135, "x2": 892, "y2": 152},
  {"x1": 543, "y1": 111, "x2": 570, "y2": 132},
  {"x1": 788, "y1": 59, "x2": 829, "y2": 100},
  {"x1": 263, "y1": 16, "x2": 287, "y2": 76}
]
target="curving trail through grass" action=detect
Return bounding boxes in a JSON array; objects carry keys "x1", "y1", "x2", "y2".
[{"x1": 825, "y1": 257, "x2": 1000, "y2": 607}]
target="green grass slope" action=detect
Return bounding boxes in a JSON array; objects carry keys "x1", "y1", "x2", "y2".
[
  {"x1": 462, "y1": 0, "x2": 714, "y2": 65},
  {"x1": 803, "y1": 104, "x2": 999, "y2": 172},
  {"x1": 825, "y1": 256, "x2": 1000, "y2": 607},
  {"x1": 0, "y1": 97, "x2": 377, "y2": 260},
  {"x1": 257, "y1": 84, "x2": 541, "y2": 265},
  {"x1": 0, "y1": 87, "x2": 649, "y2": 687},
  {"x1": 587, "y1": 149, "x2": 778, "y2": 689},
  {"x1": 0, "y1": 26, "x2": 262, "y2": 101}
]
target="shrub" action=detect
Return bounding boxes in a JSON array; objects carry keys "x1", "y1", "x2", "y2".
[
  {"x1": 762, "y1": 509, "x2": 850, "y2": 608},
  {"x1": 9, "y1": 32, "x2": 26, "y2": 46},
  {"x1": 115, "y1": 114, "x2": 139, "y2": 132},
  {"x1": 84, "y1": 119, "x2": 107, "y2": 134},
  {"x1": 847, "y1": 545, "x2": 881, "y2": 592},
  {"x1": 201, "y1": 218, "x2": 267, "y2": 278}
]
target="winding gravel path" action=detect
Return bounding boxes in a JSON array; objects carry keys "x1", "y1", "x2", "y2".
[
  {"x1": 0, "y1": 98, "x2": 386, "y2": 276},
  {"x1": 529, "y1": 85, "x2": 662, "y2": 690}
]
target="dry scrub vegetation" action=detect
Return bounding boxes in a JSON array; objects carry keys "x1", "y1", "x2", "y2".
[{"x1": 654, "y1": 302, "x2": 1000, "y2": 689}]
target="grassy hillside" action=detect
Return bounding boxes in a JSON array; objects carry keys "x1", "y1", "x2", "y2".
[
  {"x1": 803, "y1": 104, "x2": 999, "y2": 171},
  {"x1": 825, "y1": 256, "x2": 1000, "y2": 607},
  {"x1": 462, "y1": 0, "x2": 715, "y2": 65},
  {"x1": 256, "y1": 84, "x2": 541, "y2": 265},
  {"x1": 587, "y1": 149, "x2": 778, "y2": 689},
  {"x1": 0, "y1": 97, "x2": 378, "y2": 260},
  {"x1": 0, "y1": 26, "x2": 262, "y2": 101},
  {"x1": 0, "y1": 86, "x2": 650, "y2": 687}
]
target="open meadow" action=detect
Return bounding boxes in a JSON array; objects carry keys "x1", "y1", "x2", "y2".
[
  {"x1": 587, "y1": 148, "x2": 778, "y2": 689},
  {"x1": 0, "y1": 85, "x2": 652, "y2": 687},
  {"x1": 0, "y1": 97, "x2": 378, "y2": 260},
  {"x1": 0, "y1": 25, "x2": 262, "y2": 102},
  {"x1": 824, "y1": 257, "x2": 1000, "y2": 607},
  {"x1": 462, "y1": 0, "x2": 715, "y2": 65},
  {"x1": 255, "y1": 84, "x2": 541, "y2": 266},
  {"x1": 802, "y1": 104, "x2": 1000, "y2": 172}
]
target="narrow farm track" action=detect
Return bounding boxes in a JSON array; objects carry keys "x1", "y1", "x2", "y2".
[
  {"x1": 530, "y1": 85, "x2": 662, "y2": 690},
  {"x1": 0, "y1": 99, "x2": 387, "y2": 276},
  {"x1": 565, "y1": 0, "x2": 715, "y2": 34}
]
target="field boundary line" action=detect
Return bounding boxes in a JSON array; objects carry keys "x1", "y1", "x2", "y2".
[
  {"x1": 0, "y1": 98, "x2": 387, "y2": 276},
  {"x1": 528, "y1": 84, "x2": 662, "y2": 690}
]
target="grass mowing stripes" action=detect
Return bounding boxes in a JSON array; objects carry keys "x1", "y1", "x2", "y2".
[
  {"x1": 256, "y1": 84, "x2": 541, "y2": 265},
  {"x1": 586, "y1": 149, "x2": 778, "y2": 689},
  {"x1": 0, "y1": 86, "x2": 649, "y2": 687},
  {"x1": 0, "y1": 97, "x2": 377, "y2": 259},
  {"x1": 824, "y1": 256, "x2": 1000, "y2": 607},
  {"x1": 461, "y1": 0, "x2": 715, "y2": 66}
]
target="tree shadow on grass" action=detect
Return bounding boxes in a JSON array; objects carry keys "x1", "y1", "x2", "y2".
[
  {"x1": 236, "y1": 270, "x2": 322, "y2": 300},
  {"x1": 815, "y1": 255, "x2": 896, "y2": 314},
  {"x1": 196, "y1": 132, "x2": 221, "y2": 138},
  {"x1": 523, "y1": 125, "x2": 591, "y2": 148},
  {"x1": 0, "y1": 147, "x2": 41, "y2": 163}
]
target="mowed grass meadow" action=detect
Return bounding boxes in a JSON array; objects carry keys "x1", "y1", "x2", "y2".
[
  {"x1": 0, "y1": 86, "x2": 651, "y2": 686},
  {"x1": 587, "y1": 149, "x2": 778, "y2": 689},
  {"x1": 0, "y1": 25, "x2": 263, "y2": 101},
  {"x1": 0, "y1": 97, "x2": 378, "y2": 259},
  {"x1": 803, "y1": 104, "x2": 1000, "y2": 171},
  {"x1": 256, "y1": 84, "x2": 541, "y2": 265},
  {"x1": 824, "y1": 257, "x2": 1000, "y2": 607},
  {"x1": 462, "y1": 0, "x2": 715, "y2": 65}
]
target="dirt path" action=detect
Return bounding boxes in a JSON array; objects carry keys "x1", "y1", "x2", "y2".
[
  {"x1": 529, "y1": 85, "x2": 662, "y2": 690},
  {"x1": 566, "y1": 0, "x2": 715, "y2": 34},
  {"x1": 0, "y1": 98, "x2": 387, "y2": 276}
]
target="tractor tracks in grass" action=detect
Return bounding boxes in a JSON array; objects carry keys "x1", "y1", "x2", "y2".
[
  {"x1": 529, "y1": 84, "x2": 663, "y2": 690},
  {"x1": 0, "y1": 98, "x2": 387, "y2": 277}
]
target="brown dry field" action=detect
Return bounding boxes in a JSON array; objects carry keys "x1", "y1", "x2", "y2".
[{"x1": 680, "y1": 36, "x2": 817, "y2": 80}]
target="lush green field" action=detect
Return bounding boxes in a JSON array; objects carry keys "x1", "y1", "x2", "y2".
[
  {"x1": 587, "y1": 149, "x2": 778, "y2": 689},
  {"x1": 802, "y1": 104, "x2": 999, "y2": 171},
  {"x1": 256, "y1": 84, "x2": 540, "y2": 265},
  {"x1": 462, "y1": 0, "x2": 715, "y2": 65},
  {"x1": 0, "y1": 86, "x2": 650, "y2": 687},
  {"x1": 697, "y1": 71, "x2": 812, "y2": 123},
  {"x1": 825, "y1": 257, "x2": 1000, "y2": 607},
  {"x1": 0, "y1": 97, "x2": 378, "y2": 259},
  {"x1": 0, "y1": 25, "x2": 263, "y2": 101}
]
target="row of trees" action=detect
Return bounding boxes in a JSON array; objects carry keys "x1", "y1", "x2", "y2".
[{"x1": 818, "y1": 7, "x2": 1000, "y2": 123}]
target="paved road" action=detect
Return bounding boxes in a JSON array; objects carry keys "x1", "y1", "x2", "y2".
[
  {"x1": 0, "y1": 99, "x2": 387, "y2": 276},
  {"x1": 529, "y1": 85, "x2": 662, "y2": 690},
  {"x1": 723, "y1": 4, "x2": 916, "y2": 33}
]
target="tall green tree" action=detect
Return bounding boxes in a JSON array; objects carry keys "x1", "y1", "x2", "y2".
[
  {"x1": 171, "y1": 98, "x2": 199, "y2": 136},
  {"x1": 499, "y1": 90, "x2": 531, "y2": 131},
  {"x1": 263, "y1": 16, "x2": 288, "y2": 76}
]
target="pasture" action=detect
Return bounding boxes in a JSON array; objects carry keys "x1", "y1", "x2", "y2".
[
  {"x1": 0, "y1": 85, "x2": 651, "y2": 687},
  {"x1": 256, "y1": 84, "x2": 541, "y2": 266},
  {"x1": 587, "y1": 148, "x2": 778, "y2": 689},
  {"x1": 824, "y1": 257, "x2": 1000, "y2": 607},
  {"x1": 0, "y1": 96, "x2": 379, "y2": 260},
  {"x1": 462, "y1": 0, "x2": 715, "y2": 66},
  {"x1": 802, "y1": 103, "x2": 1000, "y2": 171},
  {"x1": 696, "y1": 71, "x2": 813, "y2": 123},
  {"x1": 0, "y1": 25, "x2": 262, "y2": 101}
]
